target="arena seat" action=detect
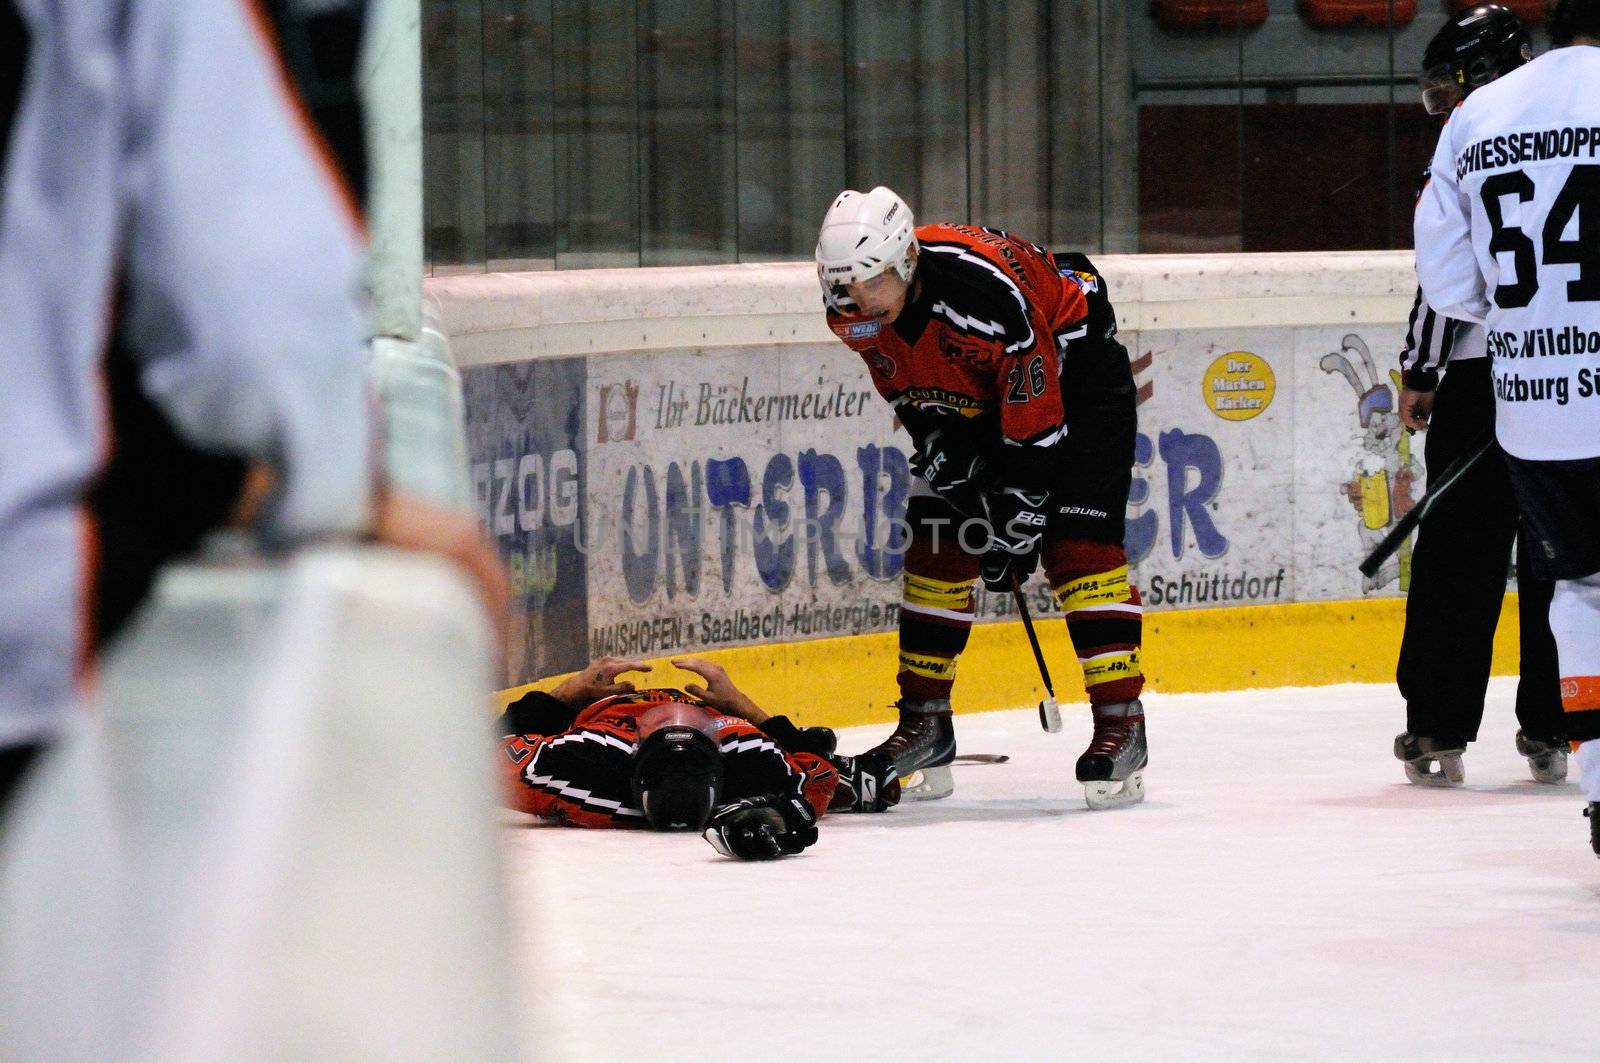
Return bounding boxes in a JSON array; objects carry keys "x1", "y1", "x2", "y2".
[
  {"x1": 1447, "y1": 0, "x2": 1542, "y2": 20},
  {"x1": 1154, "y1": 0, "x2": 1269, "y2": 31},
  {"x1": 1299, "y1": 0, "x2": 1417, "y2": 27}
]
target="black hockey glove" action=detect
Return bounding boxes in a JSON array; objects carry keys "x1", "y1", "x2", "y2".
[
  {"x1": 756, "y1": 716, "x2": 838, "y2": 756},
  {"x1": 980, "y1": 487, "x2": 1050, "y2": 591},
  {"x1": 827, "y1": 752, "x2": 902, "y2": 813},
  {"x1": 703, "y1": 793, "x2": 819, "y2": 861},
  {"x1": 910, "y1": 429, "x2": 987, "y2": 517}
]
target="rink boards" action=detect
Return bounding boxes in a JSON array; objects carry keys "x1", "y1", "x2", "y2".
[{"x1": 427, "y1": 253, "x2": 1521, "y2": 726}]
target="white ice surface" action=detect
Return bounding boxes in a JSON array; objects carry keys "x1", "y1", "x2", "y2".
[{"x1": 503, "y1": 679, "x2": 1600, "y2": 1061}]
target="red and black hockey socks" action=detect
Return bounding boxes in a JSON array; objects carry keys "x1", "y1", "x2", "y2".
[
  {"x1": 1042, "y1": 539, "x2": 1145, "y2": 706},
  {"x1": 896, "y1": 525, "x2": 979, "y2": 704}
]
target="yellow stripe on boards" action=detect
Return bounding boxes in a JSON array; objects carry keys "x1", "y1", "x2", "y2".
[{"x1": 497, "y1": 595, "x2": 1524, "y2": 732}]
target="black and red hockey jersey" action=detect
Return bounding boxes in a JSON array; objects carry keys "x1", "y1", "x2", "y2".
[
  {"x1": 497, "y1": 688, "x2": 839, "y2": 829},
  {"x1": 825, "y1": 224, "x2": 1123, "y2": 488}
]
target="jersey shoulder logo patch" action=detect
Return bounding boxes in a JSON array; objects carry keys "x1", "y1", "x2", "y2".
[{"x1": 1063, "y1": 269, "x2": 1100, "y2": 295}]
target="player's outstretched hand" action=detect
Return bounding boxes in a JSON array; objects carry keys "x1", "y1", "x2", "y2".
[
  {"x1": 703, "y1": 794, "x2": 819, "y2": 861},
  {"x1": 550, "y1": 656, "x2": 652, "y2": 709},
  {"x1": 673, "y1": 657, "x2": 768, "y2": 724}
]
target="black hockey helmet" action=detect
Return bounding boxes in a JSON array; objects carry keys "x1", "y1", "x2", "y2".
[
  {"x1": 1419, "y1": 5, "x2": 1532, "y2": 115},
  {"x1": 630, "y1": 701, "x2": 725, "y2": 831},
  {"x1": 1547, "y1": 0, "x2": 1600, "y2": 48}
]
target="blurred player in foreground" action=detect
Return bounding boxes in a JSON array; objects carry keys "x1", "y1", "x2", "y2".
[
  {"x1": 498, "y1": 657, "x2": 900, "y2": 860},
  {"x1": 0, "y1": 2, "x2": 509, "y2": 824},
  {"x1": 816, "y1": 188, "x2": 1146, "y2": 809},
  {"x1": 1415, "y1": 0, "x2": 1600, "y2": 854},
  {"x1": 1393, "y1": 4, "x2": 1566, "y2": 787}
]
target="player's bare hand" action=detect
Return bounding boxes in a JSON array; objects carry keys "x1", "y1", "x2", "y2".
[
  {"x1": 672, "y1": 658, "x2": 768, "y2": 724},
  {"x1": 371, "y1": 487, "x2": 512, "y2": 659},
  {"x1": 552, "y1": 656, "x2": 652, "y2": 708},
  {"x1": 1398, "y1": 387, "x2": 1435, "y2": 433}
]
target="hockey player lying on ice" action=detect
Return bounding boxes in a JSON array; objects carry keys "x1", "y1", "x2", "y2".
[{"x1": 497, "y1": 656, "x2": 900, "y2": 860}]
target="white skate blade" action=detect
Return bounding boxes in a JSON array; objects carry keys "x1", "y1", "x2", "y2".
[
  {"x1": 1039, "y1": 698, "x2": 1062, "y2": 734},
  {"x1": 1403, "y1": 753, "x2": 1465, "y2": 787},
  {"x1": 899, "y1": 764, "x2": 954, "y2": 801},
  {"x1": 1083, "y1": 770, "x2": 1145, "y2": 810}
]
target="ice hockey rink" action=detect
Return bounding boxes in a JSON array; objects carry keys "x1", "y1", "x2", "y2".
[{"x1": 504, "y1": 677, "x2": 1600, "y2": 1061}]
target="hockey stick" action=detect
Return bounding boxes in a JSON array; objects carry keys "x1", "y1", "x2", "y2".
[
  {"x1": 952, "y1": 753, "x2": 1010, "y2": 765},
  {"x1": 899, "y1": 753, "x2": 1009, "y2": 796},
  {"x1": 1012, "y1": 574, "x2": 1062, "y2": 733},
  {"x1": 1359, "y1": 434, "x2": 1496, "y2": 578}
]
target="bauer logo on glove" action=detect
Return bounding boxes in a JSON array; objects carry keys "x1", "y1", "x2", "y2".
[
  {"x1": 909, "y1": 430, "x2": 989, "y2": 517},
  {"x1": 980, "y1": 487, "x2": 1049, "y2": 590}
]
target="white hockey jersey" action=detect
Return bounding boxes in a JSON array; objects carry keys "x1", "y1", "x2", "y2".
[
  {"x1": 1415, "y1": 45, "x2": 1600, "y2": 461},
  {"x1": 0, "y1": 0, "x2": 373, "y2": 745}
]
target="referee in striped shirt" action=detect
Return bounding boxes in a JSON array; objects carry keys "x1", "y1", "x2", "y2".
[
  {"x1": 1392, "y1": 4, "x2": 1564, "y2": 786},
  {"x1": 1395, "y1": 289, "x2": 1562, "y2": 785}
]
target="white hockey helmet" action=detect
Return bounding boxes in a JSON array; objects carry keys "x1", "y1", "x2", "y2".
[{"x1": 815, "y1": 186, "x2": 917, "y2": 294}]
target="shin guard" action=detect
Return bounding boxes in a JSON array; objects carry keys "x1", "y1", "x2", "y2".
[
  {"x1": 1043, "y1": 539, "x2": 1145, "y2": 706},
  {"x1": 897, "y1": 514, "x2": 980, "y2": 703}
]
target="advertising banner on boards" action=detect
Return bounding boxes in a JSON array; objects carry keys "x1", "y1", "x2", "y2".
[
  {"x1": 1122, "y1": 328, "x2": 1297, "y2": 615},
  {"x1": 1124, "y1": 322, "x2": 1417, "y2": 614},
  {"x1": 1292, "y1": 325, "x2": 1421, "y2": 600},
  {"x1": 582, "y1": 344, "x2": 909, "y2": 660},
  {"x1": 463, "y1": 358, "x2": 590, "y2": 687},
  {"x1": 462, "y1": 322, "x2": 1423, "y2": 669}
]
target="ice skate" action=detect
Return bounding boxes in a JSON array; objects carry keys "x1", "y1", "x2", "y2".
[
  {"x1": 1075, "y1": 700, "x2": 1147, "y2": 810},
  {"x1": 1515, "y1": 730, "x2": 1568, "y2": 784},
  {"x1": 868, "y1": 699, "x2": 956, "y2": 801},
  {"x1": 1394, "y1": 732, "x2": 1465, "y2": 786},
  {"x1": 1586, "y1": 804, "x2": 1600, "y2": 859}
]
